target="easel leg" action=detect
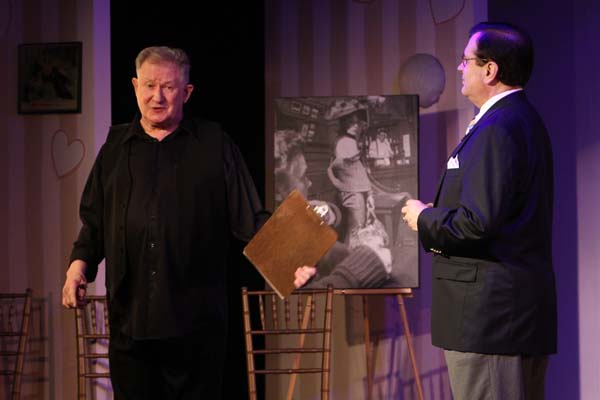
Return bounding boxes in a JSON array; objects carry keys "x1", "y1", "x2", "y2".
[
  {"x1": 396, "y1": 294, "x2": 424, "y2": 400},
  {"x1": 286, "y1": 295, "x2": 314, "y2": 400},
  {"x1": 362, "y1": 295, "x2": 373, "y2": 400}
]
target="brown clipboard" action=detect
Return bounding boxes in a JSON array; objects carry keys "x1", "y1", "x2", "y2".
[{"x1": 243, "y1": 189, "x2": 338, "y2": 299}]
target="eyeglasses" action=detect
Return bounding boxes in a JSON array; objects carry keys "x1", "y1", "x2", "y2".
[{"x1": 459, "y1": 56, "x2": 488, "y2": 67}]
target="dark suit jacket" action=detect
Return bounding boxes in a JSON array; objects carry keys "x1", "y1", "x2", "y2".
[{"x1": 418, "y1": 91, "x2": 557, "y2": 355}]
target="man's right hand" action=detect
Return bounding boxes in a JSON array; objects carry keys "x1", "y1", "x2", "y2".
[
  {"x1": 61, "y1": 260, "x2": 89, "y2": 309},
  {"x1": 401, "y1": 199, "x2": 432, "y2": 231}
]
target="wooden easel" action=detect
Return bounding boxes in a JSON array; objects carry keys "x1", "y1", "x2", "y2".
[{"x1": 335, "y1": 288, "x2": 424, "y2": 400}]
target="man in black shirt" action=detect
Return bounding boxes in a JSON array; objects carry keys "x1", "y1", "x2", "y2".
[{"x1": 61, "y1": 46, "x2": 267, "y2": 399}]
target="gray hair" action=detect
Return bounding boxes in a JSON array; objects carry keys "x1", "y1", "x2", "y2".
[{"x1": 135, "y1": 46, "x2": 191, "y2": 83}]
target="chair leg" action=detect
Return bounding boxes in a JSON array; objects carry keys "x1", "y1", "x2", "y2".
[
  {"x1": 321, "y1": 288, "x2": 333, "y2": 400},
  {"x1": 242, "y1": 288, "x2": 257, "y2": 400}
]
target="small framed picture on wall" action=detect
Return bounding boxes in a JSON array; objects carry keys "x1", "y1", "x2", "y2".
[{"x1": 18, "y1": 41, "x2": 82, "y2": 114}]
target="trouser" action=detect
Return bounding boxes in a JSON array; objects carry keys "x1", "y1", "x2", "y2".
[
  {"x1": 109, "y1": 330, "x2": 226, "y2": 400},
  {"x1": 444, "y1": 350, "x2": 549, "y2": 400}
]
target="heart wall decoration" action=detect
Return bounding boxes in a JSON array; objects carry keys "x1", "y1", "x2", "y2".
[
  {"x1": 52, "y1": 129, "x2": 85, "y2": 178},
  {"x1": 429, "y1": 0, "x2": 465, "y2": 25}
]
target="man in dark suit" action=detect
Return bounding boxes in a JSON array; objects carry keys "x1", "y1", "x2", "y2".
[{"x1": 402, "y1": 22, "x2": 556, "y2": 400}]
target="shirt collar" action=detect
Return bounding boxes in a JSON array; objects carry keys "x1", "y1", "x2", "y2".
[
  {"x1": 473, "y1": 88, "x2": 523, "y2": 124},
  {"x1": 119, "y1": 114, "x2": 193, "y2": 145}
]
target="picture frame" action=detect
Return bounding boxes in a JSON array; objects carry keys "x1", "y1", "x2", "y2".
[
  {"x1": 18, "y1": 41, "x2": 82, "y2": 114},
  {"x1": 273, "y1": 95, "x2": 420, "y2": 290}
]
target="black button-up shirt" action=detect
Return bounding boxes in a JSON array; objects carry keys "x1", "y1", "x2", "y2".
[
  {"x1": 124, "y1": 127, "x2": 188, "y2": 338},
  {"x1": 70, "y1": 116, "x2": 268, "y2": 339}
]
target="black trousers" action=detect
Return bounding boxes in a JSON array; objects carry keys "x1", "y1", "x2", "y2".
[{"x1": 108, "y1": 330, "x2": 226, "y2": 400}]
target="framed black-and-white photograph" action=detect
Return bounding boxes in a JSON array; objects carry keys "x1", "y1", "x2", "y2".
[
  {"x1": 18, "y1": 41, "x2": 82, "y2": 114},
  {"x1": 273, "y1": 95, "x2": 420, "y2": 290}
]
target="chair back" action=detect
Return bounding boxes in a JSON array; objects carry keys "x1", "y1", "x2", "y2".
[
  {"x1": 0, "y1": 288, "x2": 32, "y2": 400},
  {"x1": 241, "y1": 286, "x2": 334, "y2": 400},
  {"x1": 74, "y1": 295, "x2": 111, "y2": 399}
]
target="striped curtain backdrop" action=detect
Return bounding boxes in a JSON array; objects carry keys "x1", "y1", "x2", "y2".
[
  {"x1": 1, "y1": 1, "x2": 111, "y2": 398},
  {"x1": 264, "y1": 1, "x2": 483, "y2": 398},
  {"x1": 265, "y1": 0, "x2": 480, "y2": 208}
]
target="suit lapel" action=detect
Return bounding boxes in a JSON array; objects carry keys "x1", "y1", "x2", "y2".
[{"x1": 432, "y1": 91, "x2": 527, "y2": 206}]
